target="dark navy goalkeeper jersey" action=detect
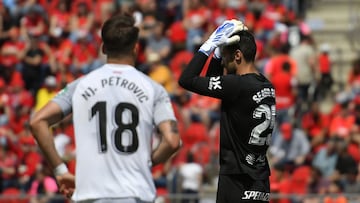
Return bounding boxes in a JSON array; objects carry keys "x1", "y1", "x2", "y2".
[{"x1": 179, "y1": 52, "x2": 276, "y2": 180}]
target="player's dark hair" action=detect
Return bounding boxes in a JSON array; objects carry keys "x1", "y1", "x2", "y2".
[
  {"x1": 101, "y1": 13, "x2": 139, "y2": 58},
  {"x1": 225, "y1": 31, "x2": 257, "y2": 63}
]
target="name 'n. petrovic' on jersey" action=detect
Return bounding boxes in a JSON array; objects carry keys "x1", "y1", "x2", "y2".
[
  {"x1": 80, "y1": 76, "x2": 149, "y2": 103},
  {"x1": 252, "y1": 87, "x2": 275, "y2": 104}
]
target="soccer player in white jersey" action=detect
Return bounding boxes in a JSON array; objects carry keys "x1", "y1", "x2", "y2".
[{"x1": 29, "y1": 13, "x2": 182, "y2": 203}]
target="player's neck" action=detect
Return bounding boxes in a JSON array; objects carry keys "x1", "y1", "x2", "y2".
[
  {"x1": 107, "y1": 56, "x2": 136, "y2": 67},
  {"x1": 236, "y1": 63, "x2": 258, "y2": 76}
]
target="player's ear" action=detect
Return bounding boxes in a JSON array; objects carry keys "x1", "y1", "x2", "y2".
[{"x1": 234, "y1": 50, "x2": 243, "y2": 64}]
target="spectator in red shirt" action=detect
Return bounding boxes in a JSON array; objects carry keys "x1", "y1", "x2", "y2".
[
  {"x1": 20, "y1": 6, "x2": 48, "y2": 41},
  {"x1": 69, "y1": 1, "x2": 95, "y2": 43},
  {"x1": 7, "y1": 76, "x2": 33, "y2": 135},
  {"x1": 264, "y1": 44, "x2": 297, "y2": 80},
  {"x1": 167, "y1": 20, "x2": 187, "y2": 45},
  {"x1": 316, "y1": 43, "x2": 333, "y2": 100},
  {"x1": 185, "y1": 94, "x2": 220, "y2": 129},
  {"x1": 0, "y1": 27, "x2": 27, "y2": 94},
  {"x1": 271, "y1": 60, "x2": 297, "y2": 128},
  {"x1": 329, "y1": 100, "x2": 356, "y2": 140},
  {"x1": 181, "y1": 114, "x2": 208, "y2": 149},
  {"x1": 301, "y1": 101, "x2": 331, "y2": 152},
  {"x1": 248, "y1": 4, "x2": 275, "y2": 42},
  {"x1": 269, "y1": 164, "x2": 291, "y2": 202},
  {"x1": 288, "y1": 165, "x2": 312, "y2": 200},
  {"x1": 169, "y1": 43, "x2": 193, "y2": 81},
  {"x1": 50, "y1": 33, "x2": 74, "y2": 83},
  {"x1": 192, "y1": 141, "x2": 211, "y2": 168},
  {"x1": 70, "y1": 30, "x2": 103, "y2": 74},
  {"x1": 48, "y1": 0, "x2": 72, "y2": 38},
  {"x1": 0, "y1": 26, "x2": 26, "y2": 69}
]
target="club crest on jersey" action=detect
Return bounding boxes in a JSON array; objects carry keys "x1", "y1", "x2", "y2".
[
  {"x1": 56, "y1": 87, "x2": 68, "y2": 96},
  {"x1": 208, "y1": 76, "x2": 222, "y2": 90}
]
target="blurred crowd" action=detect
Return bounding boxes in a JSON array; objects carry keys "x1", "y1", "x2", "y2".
[{"x1": 0, "y1": 0, "x2": 360, "y2": 202}]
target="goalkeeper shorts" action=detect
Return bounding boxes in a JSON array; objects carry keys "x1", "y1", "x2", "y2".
[{"x1": 216, "y1": 174, "x2": 270, "y2": 203}]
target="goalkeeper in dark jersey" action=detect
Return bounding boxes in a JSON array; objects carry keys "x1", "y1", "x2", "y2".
[{"x1": 179, "y1": 20, "x2": 276, "y2": 203}]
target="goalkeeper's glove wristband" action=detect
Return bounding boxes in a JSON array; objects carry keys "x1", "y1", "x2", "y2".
[{"x1": 199, "y1": 41, "x2": 215, "y2": 56}]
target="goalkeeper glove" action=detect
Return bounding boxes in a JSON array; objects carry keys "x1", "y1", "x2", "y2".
[
  {"x1": 199, "y1": 19, "x2": 248, "y2": 56},
  {"x1": 213, "y1": 47, "x2": 221, "y2": 59}
]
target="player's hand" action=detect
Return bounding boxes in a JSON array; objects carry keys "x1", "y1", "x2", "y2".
[
  {"x1": 56, "y1": 172, "x2": 75, "y2": 199},
  {"x1": 199, "y1": 19, "x2": 248, "y2": 56}
]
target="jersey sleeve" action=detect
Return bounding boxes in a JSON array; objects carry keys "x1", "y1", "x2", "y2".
[
  {"x1": 179, "y1": 52, "x2": 238, "y2": 100},
  {"x1": 52, "y1": 78, "x2": 81, "y2": 116},
  {"x1": 206, "y1": 57, "x2": 223, "y2": 77},
  {"x1": 153, "y1": 85, "x2": 176, "y2": 125}
]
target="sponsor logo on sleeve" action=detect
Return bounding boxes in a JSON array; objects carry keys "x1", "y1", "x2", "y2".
[{"x1": 208, "y1": 76, "x2": 222, "y2": 90}]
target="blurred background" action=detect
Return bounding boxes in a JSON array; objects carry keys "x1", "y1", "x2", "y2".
[{"x1": 0, "y1": 0, "x2": 360, "y2": 202}]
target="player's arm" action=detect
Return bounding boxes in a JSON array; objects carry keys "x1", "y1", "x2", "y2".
[
  {"x1": 30, "y1": 80, "x2": 79, "y2": 198},
  {"x1": 178, "y1": 52, "x2": 237, "y2": 99},
  {"x1": 178, "y1": 51, "x2": 209, "y2": 90},
  {"x1": 179, "y1": 19, "x2": 246, "y2": 98},
  {"x1": 30, "y1": 102, "x2": 75, "y2": 197},
  {"x1": 30, "y1": 102, "x2": 76, "y2": 198},
  {"x1": 151, "y1": 85, "x2": 182, "y2": 166},
  {"x1": 151, "y1": 120, "x2": 181, "y2": 166},
  {"x1": 206, "y1": 49, "x2": 223, "y2": 77},
  {"x1": 30, "y1": 79, "x2": 79, "y2": 173},
  {"x1": 30, "y1": 102, "x2": 65, "y2": 170}
]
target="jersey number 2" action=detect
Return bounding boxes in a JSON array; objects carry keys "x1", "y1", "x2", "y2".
[
  {"x1": 249, "y1": 104, "x2": 276, "y2": 146},
  {"x1": 91, "y1": 101, "x2": 139, "y2": 154}
]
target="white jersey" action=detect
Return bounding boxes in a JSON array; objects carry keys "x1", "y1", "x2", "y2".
[{"x1": 52, "y1": 64, "x2": 176, "y2": 202}]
